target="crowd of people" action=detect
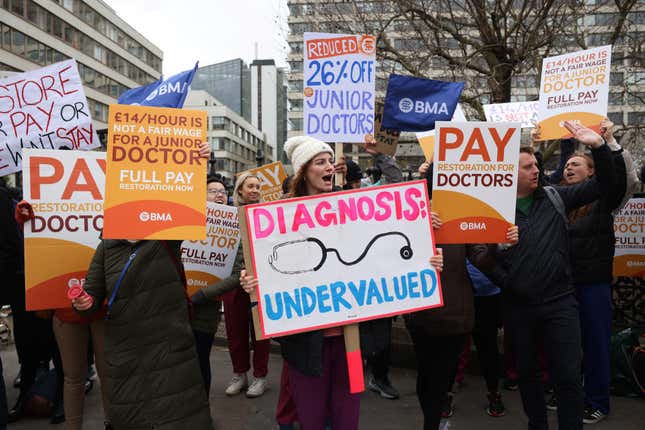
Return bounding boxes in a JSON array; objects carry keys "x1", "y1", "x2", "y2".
[{"x1": 0, "y1": 119, "x2": 642, "y2": 430}]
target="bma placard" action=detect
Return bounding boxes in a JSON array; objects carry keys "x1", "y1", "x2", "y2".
[
  {"x1": 432, "y1": 122, "x2": 521, "y2": 243},
  {"x1": 22, "y1": 149, "x2": 105, "y2": 310},
  {"x1": 613, "y1": 197, "x2": 645, "y2": 277}
]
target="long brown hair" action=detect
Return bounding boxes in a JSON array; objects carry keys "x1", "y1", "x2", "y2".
[
  {"x1": 563, "y1": 153, "x2": 595, "y2": 223},
  {"x1": 288, "y1": 158, "x2": 314, "y2": 198}
]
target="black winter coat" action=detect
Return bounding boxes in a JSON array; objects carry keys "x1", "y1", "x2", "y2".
[
  {"x1": 568, "y1": 149, "x2": 629, "y2": 284},
  {"x1": 490, "y1": 144, "x2": 614, "y2": 304}
]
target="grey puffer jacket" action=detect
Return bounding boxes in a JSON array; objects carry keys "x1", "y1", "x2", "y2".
[{"x1": 80, "y1": 239, "x2": 212, "y2": 430}]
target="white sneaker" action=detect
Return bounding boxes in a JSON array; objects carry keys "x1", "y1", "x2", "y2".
[
  {"x1": 245, "y1": 377, "x2": 267, "y2": 398},
  {"x1": 225, "y1": 373, "x2": 247, "y2": 396}
]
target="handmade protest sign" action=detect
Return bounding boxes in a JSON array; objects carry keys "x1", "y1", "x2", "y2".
[
  {"x1": 243, "y1": 181, "x2": 442, "y2": 338},
  {"x1": 181, "y1": 203, "x2": 240, "y2": 296},
  {"x1": 536, "y1": 45, "x2": 611, "y2": 140},
  {"x1": 416, "y1": 104, "x2": 466, "y2": 161},
  {"x1": 303, "y1": 32, "x2": 376, "y2": 143},
  {"x1": 368, "y1": 101, "x2": 400, "y2": 156},
  {"x1": 0, "y1": 60, "x2": 100, "y2": 176},
  {"x1": 483, "y1": 101, "x2": 539, "y2": 128},
  {"x1": 103, "y1": 104, "x2": 207, "y2": 240},
  {"x1": 613, "y1": 197, "x2": 645, "y2": 277},
  {"x1": 431, "y1": 121, "x2": 521, "y2": 243},
  {"x1": 237, "y1": 161, "x2": 288, "y2": 202},
  {"x1": 22, "y1": 149, "x2": 105, "y2": 310},
  {"x1": 382, "y1": 74, "x2": 463, "y2": 132}
]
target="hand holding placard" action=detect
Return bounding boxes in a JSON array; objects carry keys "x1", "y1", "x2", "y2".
[{"x1": 562, "y1": 121, "x2": 604, "y2": 148}]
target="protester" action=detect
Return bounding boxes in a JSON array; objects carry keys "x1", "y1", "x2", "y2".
[
  {"x1": 14, "y1": 200, "x2": 108, "y2": 430},
  {"x1": 414, "y1": 160, "x2": 517, "y2": 429},
  {"x1": 189, "y1": 177, "x2": 228, "y2": 395},
  {"x1": 72, "y1": 143, "x2": 213, "y2": 429},
  {"x1": 556, "y1": 119, "x2": 638, "y2": 424},
  {"x1": 486, "y1": 121, "x2": 614, "y2": 430},
  {"x1": 8, "y1": 197, "x2": 64, "y2": 425},
  {"x1": 343, "y1": 147, "x2": 404, "y2": 400},
  {"x1": 240, "y1": 135, "x2": 444, "y2": 430}
]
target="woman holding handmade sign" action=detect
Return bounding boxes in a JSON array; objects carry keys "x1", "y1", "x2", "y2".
[
  {"x1": 240, "y1": 135, "x2": 445, "y2": 430},
  {"x1": 71, "y1": 143, "x2": 213, "y2": 429}
]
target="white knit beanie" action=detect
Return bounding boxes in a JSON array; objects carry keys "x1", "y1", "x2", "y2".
[{"x1": 284, "y1": 136, "x2": 334, "y2": 175}]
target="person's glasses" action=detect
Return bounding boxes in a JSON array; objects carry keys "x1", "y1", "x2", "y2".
[{"x1": 208, "y1": 190, "x2": 227, "y2": 196}]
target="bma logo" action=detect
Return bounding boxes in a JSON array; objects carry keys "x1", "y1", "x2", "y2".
[
  {"x1": 398, "y1": 98, "x2": 450, "y2": 115},
  {"x1": 145, "y1": 82, "x2": 187, "y2": 101},
  {"x1": 398, "y1": 98, "x2": 414, "y2": 113},
  {"x1": 459, "y1": 222, "x2": 487, "y2": 231},
  {"x1": 188, "y1": 279, "x2": 208, "y2": 287},
  {"x1": 139, "y1": 211, "x2": 173, "y2": 222}
]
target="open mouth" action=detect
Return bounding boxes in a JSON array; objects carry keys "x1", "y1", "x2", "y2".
[{"x1": 322, "y1": 174, "x2": 333, "y2": 184}]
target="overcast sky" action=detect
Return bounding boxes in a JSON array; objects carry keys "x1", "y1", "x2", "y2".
[{"x1": 106, "y1": 0, "x2": 290, "y2": 76}]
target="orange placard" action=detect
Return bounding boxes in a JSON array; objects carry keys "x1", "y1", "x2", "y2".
[
  {"x1": 21, "y1": 149, "x2": 106, "y2": 310},
  {"x1": 237, "y1": 161, "x2": 288, "y2": 202},
  {"x1": 432, "y1": 121, "x2": 521, "y2": 243},
  {"x1": 536, "y1": 45, "x2": 611, "y2": 141},
  {"x1": 103, "y1": 105, "x2": 207, "y2": 240},
  {"x1": 613, "y1": 197, "x2": 645, "y2": 277}
]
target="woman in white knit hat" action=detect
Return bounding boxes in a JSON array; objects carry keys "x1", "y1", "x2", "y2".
[{"x1": 240, "y1": 135, "x2": 444, "y2": 429}]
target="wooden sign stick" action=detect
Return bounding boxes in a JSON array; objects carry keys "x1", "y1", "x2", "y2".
[
  {"x1": 238, "y1": 207, "x2": 264, "y2": 341},
  {"x1": 335, "y1": 142, "x2": 364, "y2": 394}
]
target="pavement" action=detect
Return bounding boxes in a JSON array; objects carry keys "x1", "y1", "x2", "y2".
[{"x1": 1, "y1": 342, "x2": 644, "y2": 430}]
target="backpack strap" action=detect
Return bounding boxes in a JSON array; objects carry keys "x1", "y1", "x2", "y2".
[
  {"x1": 544, "y1": 186, "x2": 567, "y2": 224},
  {"x1": 106, "y1": 242, "x2": 143, "y2": 320}
]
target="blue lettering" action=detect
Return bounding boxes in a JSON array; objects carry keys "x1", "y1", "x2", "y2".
[
  {"x1": 393, "y1": 275, "x2": 407, "y2": 300},
  {"x1": 263, "y1": 293, "x2": 283, "y2": 320},
  {"x1": 284, "y1": 290, "x2": 302, "y2": 319},
  {"x1": 366, "y1": 279, "x2": 384, "y2": 305},
  {"x1": 408, "y1": 271, "x2": 420, "y2": 298},
  {"x1": 348, "y1": 280, "x2": 367, "y2": 306},
  {"x1": 316, "y1": 285, "x2": 332, "y2": 313},
  {"x1": 380, "y1": 278, "x2": 394, "y2": 302},
  {"x1": 307, "y1": 114, "x2": 320, "y2": 133},
  {"x1": 301, "y1": 287, "x2": 316, "y2": 315},
  {"x1": 421, "y1": 269, "x2": 437, "y2": 297},
  {"x1": 330, "y1": 281, "x2": 351, "y2": 312}
]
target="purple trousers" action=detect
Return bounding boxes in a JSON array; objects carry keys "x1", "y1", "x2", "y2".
[{"x1": 286, "y1": 336, "x2": 360, "y2": 430}]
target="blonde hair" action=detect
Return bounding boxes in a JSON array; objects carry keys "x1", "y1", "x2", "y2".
[{"x1": 233, "y1": 172, "x2": 262, "y2": 206}]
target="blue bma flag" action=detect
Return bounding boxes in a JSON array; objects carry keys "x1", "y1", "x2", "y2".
[
  {"x1": 117, "y1": 62, "x2": 199, "y2": 108},
  {"x1": 381, "y1": 74, "x2": 464, "y2": 132}
]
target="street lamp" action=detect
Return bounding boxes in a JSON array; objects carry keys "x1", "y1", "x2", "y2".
[{"x1": 208, "y1": 151, "x2": 216, "y2": 176}]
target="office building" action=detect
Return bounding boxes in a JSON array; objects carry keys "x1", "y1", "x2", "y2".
[
  {"x1": 184, "y1": 90, "x2": 273, "y2": 181},
  {"x1": 1, "y1": 0, "x2": 163, "y2": 130}
]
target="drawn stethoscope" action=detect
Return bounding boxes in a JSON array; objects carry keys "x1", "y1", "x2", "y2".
[{"x1": 268, "y1": 232, "x2": 413, "y2": 275}]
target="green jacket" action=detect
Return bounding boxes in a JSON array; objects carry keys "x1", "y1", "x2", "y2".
[{"x1": 80, "y1": 239, "x2": 212, "y2": 430}]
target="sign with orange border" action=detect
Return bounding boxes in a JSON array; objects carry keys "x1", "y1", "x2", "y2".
[
  {"x1": 22, "y1": 149, "x2": 105, "y2": 310},
  {"x1": 237, "y1": 161, "x2": 288, "y2": 202},
  {"x1": 536, "y1": 45, "x2": 611, "y2": 141},
  {"x1": 181, "y1": 203, "x2": 240, "y2": 296},
  {"x1": 103, "y1": 104, "x2": 207, "y2": 240},
  {"x1": 303, "y1": 32, "x2": 376, "y2": 143},
  {"x1": 432, "y1": 121, "x2": 521, "y2": 243},
  {"x1": 613, "y1": 197, "x2": 645, "y2": 277}
]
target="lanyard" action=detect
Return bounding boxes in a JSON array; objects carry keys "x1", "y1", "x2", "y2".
[{"x1": 106, "y1": 243, "x2": 142, "y2": 320}]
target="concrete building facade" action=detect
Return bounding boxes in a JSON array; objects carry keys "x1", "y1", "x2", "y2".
[
  {"x1": 0, "y1": 0, "x2": 163, "y2": 130},
  {"x1": 184, "y1": 90, "x2": 273, "y2": 181}
]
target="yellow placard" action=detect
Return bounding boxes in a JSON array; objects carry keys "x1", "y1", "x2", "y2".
[
  {"x1": 103, "y1": 105, "x2": 207, "y2": 240},
  {"x1": 237, "y1": 161, "x2": 288, "y2": 202}
]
